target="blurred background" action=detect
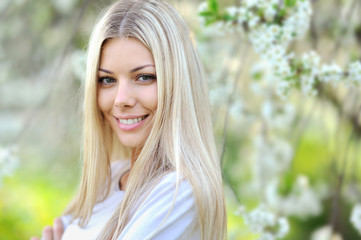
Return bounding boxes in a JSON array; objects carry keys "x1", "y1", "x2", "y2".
[{"x1": 1, "y1": 0, "x2": 361, "y2": 239}]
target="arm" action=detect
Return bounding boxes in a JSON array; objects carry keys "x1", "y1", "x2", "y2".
[{"x1": 118, "y1": 173, "x2": 200, "y2": 240}]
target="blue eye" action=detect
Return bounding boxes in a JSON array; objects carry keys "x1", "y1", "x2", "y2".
[
  {"x1": 98, "y1": 77, "x2": 116, "y2": 85},
  {"x1": 137, "y1": 74, "x2": 157, "y2": 82}
]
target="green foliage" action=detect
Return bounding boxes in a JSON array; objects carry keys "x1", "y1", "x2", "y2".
[
  {"x1": 277, "y1": 172, "x2": 296, "y2": 196},
  {"x1": 285, "y1": 0, "x2": 297, "y2": 8},
  {"x1": 207, "y1": 0, "x2": 219, "y2": 13},
  {"x1": 0, "y1": 170, "x2": 76, "y2": 239}
]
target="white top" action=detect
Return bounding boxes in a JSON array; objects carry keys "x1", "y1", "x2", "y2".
[{"x1": 61, "y1": 160, "x2": 200, "y2": 240}]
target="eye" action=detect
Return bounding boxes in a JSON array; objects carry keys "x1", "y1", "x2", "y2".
[
  {"x1": 98, "y1": 76, "x2": 116, "y2": 85},
  {"x1": 137, "y1": 74, "x2": 157, "y2": 83}
]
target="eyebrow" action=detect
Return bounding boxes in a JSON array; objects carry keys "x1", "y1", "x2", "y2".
[
  {"x1": 99, "y1": 68, "x2": 113, "y2": 74},
  {"x1": 130, "y1": 64, "x2": 155, "y2": 73},
  {"x1": 98, "y1": 64, "x2": 155, "y2": 74}
]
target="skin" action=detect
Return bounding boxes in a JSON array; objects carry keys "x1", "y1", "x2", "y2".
[
  {"x1": 31, "y1": 37, "x2": 158, "y2": 239},
  {"x1": 98, "y1": 37, "x2": 157, "y2": 189},
  {"x1": 30, "y1": 218, "x2": 64, "y2": 240}
]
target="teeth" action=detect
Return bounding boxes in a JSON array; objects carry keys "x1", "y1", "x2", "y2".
[{"x1": 118, "y1": 116, "x2": 145, "y2": 125}]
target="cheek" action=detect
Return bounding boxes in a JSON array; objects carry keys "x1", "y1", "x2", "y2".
[
  {"x1": 97, "y1": 90, "x2": 113, "y2": 114},
  {"x1": 148, "y1": 85, "x2": 158, "y2": 112}
]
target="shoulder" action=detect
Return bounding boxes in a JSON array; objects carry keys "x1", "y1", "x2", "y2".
[
  {"x1": 138, "y1": 172, "x2": 195, "y2": 213},
  {"x1": 118, "y1": 172, "x2": 200, "y2": 240},
  {"x1": 150, "y1": 172, "x2": 193, "y2": 197}
]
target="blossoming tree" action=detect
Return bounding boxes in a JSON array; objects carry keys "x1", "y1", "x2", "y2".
[{"x1": 198, "y1": 0, "x2": 361, "y2": 239}]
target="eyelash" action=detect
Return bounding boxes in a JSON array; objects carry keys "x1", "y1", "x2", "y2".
[
  {"x1": 98, "y1": 76, "x2": 116, "y2": 85},
  {"x1": 97, "y1": 75, "x2": 157, "y2": 85},
  {"x1": 137, "y1": 74, "x2": 157, "y2": 82}
]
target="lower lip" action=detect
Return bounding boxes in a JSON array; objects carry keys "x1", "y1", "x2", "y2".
[{"x1": 115, "y1": 116, "x2": 148, "y2": 131}]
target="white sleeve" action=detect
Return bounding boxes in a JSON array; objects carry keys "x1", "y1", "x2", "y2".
[{"x1": 117, "y1": 173, "x2": 200, "y2": 240}]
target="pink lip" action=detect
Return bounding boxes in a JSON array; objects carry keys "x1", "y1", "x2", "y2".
[{"x1": 114, "y1": 115, "x2": 148, "y2": 131}]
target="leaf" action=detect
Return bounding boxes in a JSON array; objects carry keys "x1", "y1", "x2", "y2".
[
  {"x1": 222, "y1": 13, "x2": 234, "y2": 21},
  {"x1": 207, "y1": 0, "x2": 218, "y2": 13},
  {"x1": 285, "y1": 0, "x2": 297, "y2": 7},
  {"x1": 204, "y1": 18, "x2": 217, "y2": 26},
  {"x1": 277, "y1": 173, "x2": 295, "y2": 196},
  {"x1": 199, "y1": 11, "x2": 215, "y2": 17}
]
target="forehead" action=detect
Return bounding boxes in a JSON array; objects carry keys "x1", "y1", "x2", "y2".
[{"x1": 99, "y1": 38, "x2": 155, "y2": 70}]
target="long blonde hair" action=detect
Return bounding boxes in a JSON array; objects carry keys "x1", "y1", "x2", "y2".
[{"x1": 64, "y1": 0, "x2": 227, "y2": 239}]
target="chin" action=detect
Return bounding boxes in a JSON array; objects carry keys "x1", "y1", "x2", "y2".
[{"x1": 117, "y1": 135, "x2": 146, "y2": 150}]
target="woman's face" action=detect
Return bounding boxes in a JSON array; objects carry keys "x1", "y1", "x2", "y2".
[{"x1": 97, "y1": 37, "x2": 158, "y2": 149}]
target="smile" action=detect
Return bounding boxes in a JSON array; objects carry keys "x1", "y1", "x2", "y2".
[
  {"x1": 118, "y1": 115, "x2": 147, "y2": 125},
  {"x1": 115, "y1": 114, "x2": 149, "y2": 131}
]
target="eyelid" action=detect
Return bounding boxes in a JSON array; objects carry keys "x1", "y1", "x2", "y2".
[
  {"x1": 98, "y1": 76, "x2": 116, "y2": 85},
  {"x1": 136, "y1": 74, "x2": 157, "y2": 80}
]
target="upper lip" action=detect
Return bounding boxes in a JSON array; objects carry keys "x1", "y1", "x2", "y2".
[{"x1": 113, "y1": 114, "x2": 148, "y2": 120}]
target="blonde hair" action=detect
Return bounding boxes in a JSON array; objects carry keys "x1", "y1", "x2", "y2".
[{"x1": 64, "y1": 0, "x2": 227, "y2": 239}]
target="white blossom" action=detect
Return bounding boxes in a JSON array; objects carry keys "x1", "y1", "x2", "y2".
[
  {"x1": 311, "y1": 225, "x2": 343, "y2": 240},
  {"x1": 226, "y1": 6, "x2": 239, "y2": 17},
  {"x1": 319, "y1": 63, "x2": 343, "y2": 84},
  {"x1": 302, "y1": 51, "x2": 321, "y2": 70},
  {"x1": 237, "y1": 204, "x2": 289, "y2": 239},
  {"x1": 299, "y1": 51, "x2": 321, "y2": 96},
  {"x1": 253, "y1": 135, "x2": 293, "y2": 181},
  {"x1": 300, "y1": 74, "x2": 317, "y2": 96},
  {"x1": 237, "y1": 7, "x2": 248, "y2": 24},
  {"x1": 265, "y1": 45, "x2": 287, "y2": 62},
  {"x1": 247, "y1": 12, "x2": 261, "y2": 28},
  {"x1": 197, "y1": 2, "x2": 209, "y2": 27},
  {"x1": 261, "y1": 100, "x2": 295, "y2": 129},
  {"x1": 266, "y1": 175, "x2": 323, "y2": 219},
  {"x1": 198, "y1": 1, "x2": 208, "y2": 13},
  {"x1": 283, "y1": 0, "x2": 312, "y2": 40},
  {"x1": 276, "y1": 217, "x2": 290, "y2": 238},
  {"x1": 347, "y1": 61, "x2": 361, "y2": 85},
  {"x1": 351, "y1": 204, "x2": 361, "y2": 235},
  {"x1": 244, "y1": 0, "x2": 259, "y2": 9},
  {"x1": 274, "y1": 59, "x2": 292, "y2": 77},
  {"x1": 276, "y1": 80, "x2": 292, "y2": 100},
  {"x1": 229, "y1": 99, "x2": 243, "y2": 119},
  {"x1": 0, "y1": 145, "x2": 19, "y2": 187},
  {"x1": 280, "y1": 24, "x2": 295, "y2": 46}
]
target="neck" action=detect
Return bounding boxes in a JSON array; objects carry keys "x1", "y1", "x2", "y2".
[
  {"x1": 130, "y1": 147, "x2": 142, "y2": 169},
  {"x1": 120, "y1": 147, "x2": 141, "y2": 191}
]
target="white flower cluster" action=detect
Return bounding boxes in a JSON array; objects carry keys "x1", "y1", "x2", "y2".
[
  {"x1": 237, "y1": 204, "x2": 289, "y2": 240},
  {"x1": 283, "y1": 0, "x2": 312, "y2": 40},
  {"x1": 253, "y1": 135, "x2": 293, "y2": 180},
  {"x1": 247, "y1": 0, "x2": 312, "y2": 50},
  {"x1": 351, "y1": 204, "x2": 361, "y2": 235},
  {"x1": 261, "y1": 99, "x2": 295, "y2": 129},
  {"x1": 311, "y1": 225, "x2": 343, "y2": 240},
  {"x1": 200, "y1": 0, "x2": 361, "y2": 100},
  {"x1": 347, "y1": 61, "x2": 361, "y2": 86},
  {"x1": 266, "y1": 175, "x2": 324, "y2": 219},
  {"x1": 319, "y1": 63, "x2": 343, "y2": 84},
  {"x1": 244, "y1": 1, "x2": 313, "y2": 99},
  {"x1": 0, "y1": 145, "x2": 19, "y2": 187},
  {"x1": 299, "y1": 51, "x2": 321, "y2": 96}
]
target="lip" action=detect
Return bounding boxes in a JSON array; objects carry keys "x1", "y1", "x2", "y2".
[{"x1": 114, "y1": 114, "x2": 149, "y2": 131}]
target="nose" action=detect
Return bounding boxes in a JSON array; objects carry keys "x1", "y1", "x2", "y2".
[{"x1": 114, "y1": 79, "x2": 136, "y2": 109}]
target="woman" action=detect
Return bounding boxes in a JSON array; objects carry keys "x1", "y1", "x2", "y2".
[{"x1": 31, "y1": 0, "x2": 226, "y2": 239}]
